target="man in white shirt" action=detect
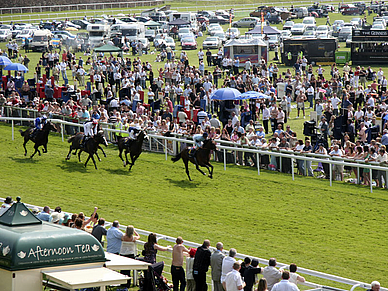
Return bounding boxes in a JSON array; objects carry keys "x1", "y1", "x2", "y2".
[
  {"x1": 272, "y1": 271, "x2": 300, "y2": 291},
  {"x1": 231, "y1": 112, "x2": 239, "y2": 127},
  {"x1": 330, "y1": 94, "x2": 341, "y2": 116},
  {"x1": 221, "y1": 248, "x2": 237, "y2": 283},
  {"x1": 262, "y1": 104, "x2": 270, "y2": 134},
  {"x1": 198, "y1": 48, "x2": 204, "y2": 64},
  {"x1": 222, "y1": 262, "x2": 244, "y2": 291}
]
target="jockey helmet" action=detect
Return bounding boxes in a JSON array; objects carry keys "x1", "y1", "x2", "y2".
[{"x1": 203, "y1": 132, "x2": 208, "y2": 139}]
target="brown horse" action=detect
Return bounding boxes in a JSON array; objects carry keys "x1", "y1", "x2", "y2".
[
  {"x1": 117, "y1": 130, "x2": 147, "y2": 171},
  {"x1": 171, "y1": 139, "x2": 217, "y2": 181},
  {"x1": 19, "y1": 121, "x2": 59, "y2": 158},
  {"x1": 66, "y1": 131, "x2": 107, "y2": 162}
]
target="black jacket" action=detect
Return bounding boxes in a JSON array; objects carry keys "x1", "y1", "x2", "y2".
[{"x1": 193, "y1": 244, "x2": 211, "y2": 273}]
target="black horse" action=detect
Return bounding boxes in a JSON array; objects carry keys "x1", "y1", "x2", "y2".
[
  {"x1": 66, "y1": 132, "x2": 107, "y2": 162},
  {"x1": 171, "y1": 139, "x2": 217, "y2": 181},
  {"x1": 117, "y1": 130, "x2": 147, "y2": 171},
  {"x1": 19, "y1": 121, "x2": 59, "y2": 158},
  {"x1": 80, "y1": 132, "x2": 109, "y2": 170}
]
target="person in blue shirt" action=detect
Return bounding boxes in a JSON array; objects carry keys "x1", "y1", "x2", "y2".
[
  {"x1": 106, "y1": 220, "x2": 123, "y2": 254},
  {"x1": 36, "y1": 206, "x2": 51, "y2": 222},
  {"x1": 31, "y1": 115, "x2": 47, "y2": 139}
]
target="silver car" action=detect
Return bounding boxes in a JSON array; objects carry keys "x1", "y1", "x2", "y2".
[{"x1": 232, "y1": 17, "x2": 260, "y2": 28}]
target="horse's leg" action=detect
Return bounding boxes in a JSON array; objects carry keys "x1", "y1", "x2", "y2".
[
  {"x1": 119, "y1": 148, "x2": 126, "y2": 167},
  {"x1": 66, "y1": 146, "x2": 73, "y2": 160},
  {"x1": 128, "y1": 153, "x2": 138, "y2": 171},
  {"x1": 125, "y1": 150, "x2": 130, "y2": 166},
  {"x1": 23, "y1": 137, "x2": 28, "y2": 156},
  {"x1": 78, "y1": 149, "x2": 83, "y2": 162},
  {"x1": 72, "y1": 149, "x2": 78, "y2": 155},
  {"x1": 95, "y1": 151, "x2": 101, "y2": 162},
  {"x1": 195, "y1": 163, "x2": 207, "y2": 176},
  {"x1": 98, "y1": 145, "x2": 107, "y2": 157},
  {"x1": 183, "y1": 157, "x2": 192, "y2": 181},
  {"x1": 84, "y1": 154, "x2": 91, "y2": 168},
  {"x1": 207, "y1": 163, "x2": 214, "y2": 179},
  {"x1": 90, "y1": 153, "x2": 98, "y2": 170},
  {"x1": 30, "y1": 146, "x2": 40, "y2": 158},
  {"x1": 43, "y1": 143, "x2": 47, "y2": 153}
]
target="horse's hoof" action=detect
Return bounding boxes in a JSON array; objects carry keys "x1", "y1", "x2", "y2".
[
  {"x1": 209, "y1": 175, "x2": 213, "y2": 179},
  {"x1": 98, "y1": 159, "x2": 101, "y2": 162}
]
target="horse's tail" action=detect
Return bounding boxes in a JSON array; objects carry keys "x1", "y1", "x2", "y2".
[{"x1": 171, "y1": 152, "x2": 182, "y2": 163}]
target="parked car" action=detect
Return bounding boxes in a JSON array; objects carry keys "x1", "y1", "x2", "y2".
[
  {"x1": 303, "y1": 30, "x2": 316, "y2": 37},
  {"x1": 119, "y1": 17, "x2": 137, "y2": 23},
  {"x1": 371, "y1": 23, "x2": 385, "y2": 30},
  {"x1": 70, "y1": 19, "x2": 91, "y2": 30},
  {"x1": 208, "y1": 25, "x2": 223, "y2": 36},
  {"x1": 342, "y1": 5, "x2": 364, "y2": 15},
  {"x1": 196, "y1": 16, "x2": 209, "y2": 25},
  {"x1": 232, "y1": 17, "x2": 260, "y2": 28},
  {"x1": 267, "y1": 13, "x2": 282, "y2": 24},
  {"x1": 178, "y1": 27, "x2": 192, "y2": 39},
  {"x1": 351, "y1": 17, "x2": 361, "y2": 26},
  {"x1": 338, "y1": 26, "x2": 353, "y2": 41},
  {"x1": 197, "y1": 10, "x2": 215, "y2": 18},
  {"x1": 202, "y1": 36, "x2": 222, "y2": 49},
  {"x1": 0, "y1": 29, "x2": 12, "y2": 41},
  {"x1": 267, "y1": 34, "x2": 279, "y2": 50},
  {"x1": 332, "y1": 20, "x2": 344, "y2": 36},
  {"x1": 302, "y1": 17, "x2": 316, "y2": 27},
  {"x1": 280, "y1": 29, "x2": 292, "y2": 39},
  {"x1": 138, "y1": 37, "x2": 150, "y2": 52},
  {"x1": 15, "y1": 29, "x2": 35, "y2": 41},
  {"x1": 208, "y1": 15, "x2": 229, "y2": 25},
  {"x1": 283, "y1": 21, "x2": 294, "y2": 30},
  {"x1": 291, "y1": 23, "x2": 306, "y2": 35},
  {"x1": 181, "y1": 36, "x2": 197, "y2": 50},
  {"x1": 225, "y1": 27, "x2": 240, "y2": 39},
  {"x1": 213, "y1": 32, "x2": 227, "y2": 44},
  {"x1": 135, "y1": 16, "x2": 151, "y2": 23},
  {"x1": 316, "y1": 25, "x2": 332, "y2": 37},
  {"x1": 52, "y1": 30, "x2": 76, "y2": 40}
]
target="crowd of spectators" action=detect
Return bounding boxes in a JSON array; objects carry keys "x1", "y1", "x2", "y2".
[
  {"x1": 0, "y1": 197, "x2": 382, "y2": 291},
  {"x1": 2, "y1": 39, "x2": 388, "y2": 187}
]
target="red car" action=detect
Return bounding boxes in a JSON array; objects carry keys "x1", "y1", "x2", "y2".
[
  {"x1": 197, "y1": 16, "x2": 209, "y2": 25},
  {"x1": 181, "y1": 36, "x2": 197, "y2": 50}
]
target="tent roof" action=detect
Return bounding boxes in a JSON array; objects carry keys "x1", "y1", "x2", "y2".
[
  {"x1": 168, "y1": 18, "x2": 190, "y2": 25},
  {"x1": 94, "y1": 44, "x2": 122, "y2": 52},
  {"x1": 246, "y1": 25, "x2": 281, "y2": 35},
  {"x1": 224, "y1": 38, "x2": 267, "y2": 47},
  {"x1": 0, "y1": 197, "x2": 41, "y2": 227},
  {"x1": 145, "y1": 20, "x2": 162, "y2": 26}
]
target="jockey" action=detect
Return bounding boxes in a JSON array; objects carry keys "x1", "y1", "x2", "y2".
[
  {"x1": 189, "y1": 132, "x2": 208, "y2": 158},
  {"x1": 128, "y1": 125, "x2": 141, "y2": 140},
  {"x1": 31, "y1": 115, "x2": 47, "y2": 139},
  {"x1": 81, "y1": 119, "x2": 98, "y2": 148}
]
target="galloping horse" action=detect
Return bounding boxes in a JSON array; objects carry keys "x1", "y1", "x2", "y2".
[
  {"x1": 171, "y1": 139, "x2": 217, "y2": 181},
  {"x1": 66, "y1": 132, "x2": 107, "y2": 162},
  {"x1": 117, "y1": 130, "x2": 147, "y2": 171},
  {"x1": 19, "y1": 121, "x2": 59, "y2": 158},
  {"x1": 80, "y1": 131, "x2": 109, "y2": 170}
]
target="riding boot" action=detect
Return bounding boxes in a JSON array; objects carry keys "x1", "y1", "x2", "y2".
[{"x1": 193, "y1": 156, "x2": 199, "y2": 166}]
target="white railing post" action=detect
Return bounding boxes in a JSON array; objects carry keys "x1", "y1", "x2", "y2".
[
  {"x1": 291, "y1": 158, "x2": 294, "y2": 181},
  {"x1": 164, "y1": 139, "x2": 167, "y2": 161},
  {"x1": 370, "y1": 170, "x2": 373, "y2": 193},
  {"x1": 223, "y1": 148, "x2": 226, "y2": 171},
  {"x1": 329, "y1": 164, "x2": 332, "y2": 186},
  {"x1": 11, "y1": 120, "x2": 14, "y2": 140},
  {"x1": 257, "y1": 152, "x2": 260, "y2": 175}
]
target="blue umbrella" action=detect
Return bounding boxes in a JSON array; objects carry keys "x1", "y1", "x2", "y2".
[
  {"x1": 0, "y1": 56, "x2": 12, "y2": 66},
  {"x1": 4, "y1": 63, "x2": 28, "y2": 72},
  {"x1": 238, "y1": 91, "x2": 271, "y2": 100},
  {"x1": 210, "y1": 87, "x2": 241, "y2": 100}
]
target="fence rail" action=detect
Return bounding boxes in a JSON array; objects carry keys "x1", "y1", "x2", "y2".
[
  {"x1": 1, "y1": 113, "x2": 388, "y2": 194},
  {"x1": 0, "y1": 0, "x2": 351, "y2": 24},
  {"x1": 0, "y1": 198, "x2": 386, "y2": 291}
]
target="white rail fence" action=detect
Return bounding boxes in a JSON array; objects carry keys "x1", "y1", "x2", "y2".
[
  {"x1": 0, "y1": 0, "x2": 350, "y2": 23},
  {"x1": 0, "y1": 198, "x2": 386, "y2": 291},
  {"x1": 1, "y1": 115, "x2": 388, "y2": 194}
]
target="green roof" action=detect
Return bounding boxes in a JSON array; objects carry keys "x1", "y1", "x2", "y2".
[{"x1": 0, "y1": 198, "x2": 105, "y2": 271}]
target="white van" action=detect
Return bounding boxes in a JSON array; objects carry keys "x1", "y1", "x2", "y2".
[
  {"x1": 112, "y1": 23, "x2": 145, "y2": 42},
  {"x1": 30, "y1": 30, "x2": 52, "y2": 52},
  {"x1": 87, "y1": 22, "x2": 110, "y2": 46}
]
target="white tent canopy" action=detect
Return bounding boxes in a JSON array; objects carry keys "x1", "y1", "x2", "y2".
[
  {"x1": 42, "y1": 267, "x2": 128, "y2": 291},
  {"x1": 224, "y1": 38, "x2": 267, "y2": 47}
]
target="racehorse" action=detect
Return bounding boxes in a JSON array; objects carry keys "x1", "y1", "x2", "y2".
[
  {"x1": 19, "y1": 121, "x2": 59, "y2": 158},
  {"x1": 79, "y1": 131, "x2": 108, "y2": 170},
  {"x1": 66, "y1": 132, "x2": 107, "y2": 162},
  {"x1": 117, "y1": 130, "x2": 147, "y2": 171},
  {"x1": 171, "y1": 139, "x2": 217, "y2": 181}
]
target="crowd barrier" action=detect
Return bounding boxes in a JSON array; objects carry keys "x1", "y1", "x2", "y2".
[
  {"x1": 1, "y1": 110, "x2": 388, "y2": 193},
  {"x1": 0, "y1": 198, "x2": 385, "y2": 291}
]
